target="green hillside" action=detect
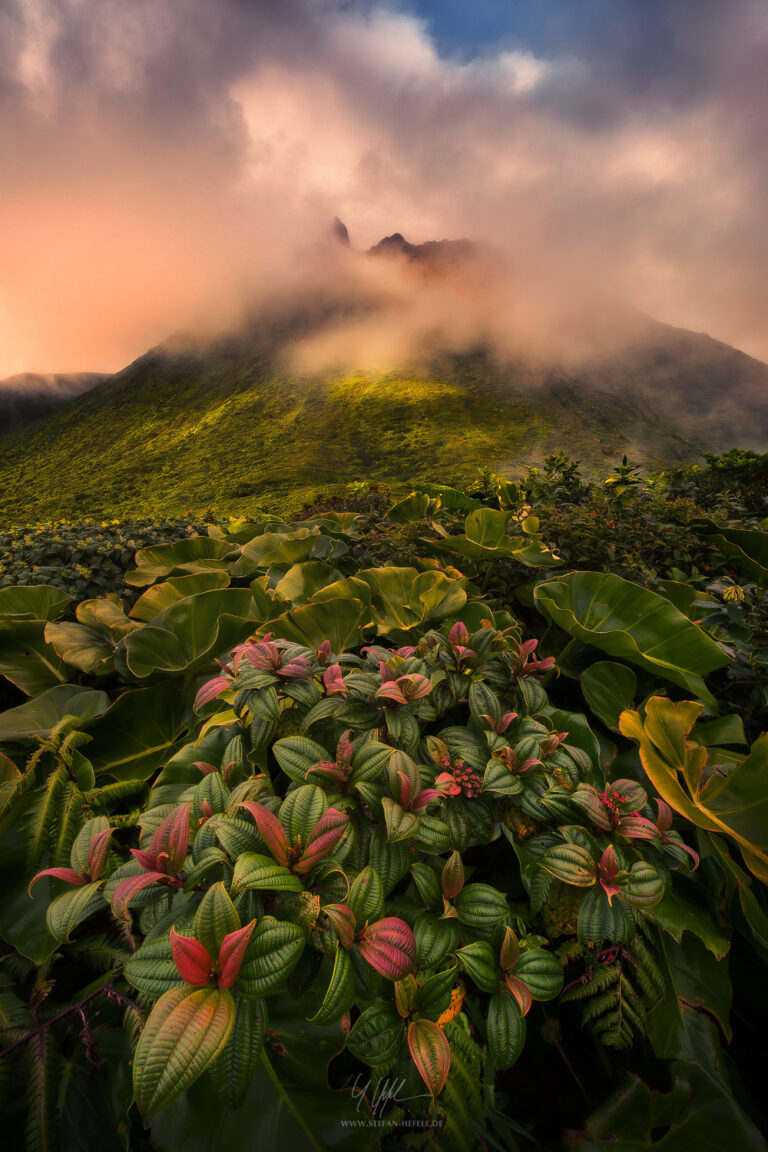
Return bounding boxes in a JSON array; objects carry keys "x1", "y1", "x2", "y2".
[{"x1": 0, "y1": 336, "x2": 723, "y2": 523}]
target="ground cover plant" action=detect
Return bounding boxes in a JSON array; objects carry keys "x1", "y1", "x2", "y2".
[{"x1": 0, "y1": 453, "x2": 767, "y2": 1150}]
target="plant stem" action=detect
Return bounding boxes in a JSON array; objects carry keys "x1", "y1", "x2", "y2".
[
  {"x1": 0, "y1": 983, "x2": 140, "y2": 1061},
  {"x1": 260, "y1": 1050, "x2": 325, "y2": 1152}
]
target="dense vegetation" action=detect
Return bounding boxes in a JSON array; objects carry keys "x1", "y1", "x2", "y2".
[
  {"x1": 0, "y1": 334, "x2": 747, "y2": 524},
  {"x1": 0, "y1": 450, "x2": 767, "y2": 1151}
]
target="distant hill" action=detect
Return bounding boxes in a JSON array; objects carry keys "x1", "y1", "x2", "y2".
[
  {"x1": 1, "y1": 228, "x2": 766, "y2": 522},
  {"x1": 0, "y1": 372, "x2": 108, "y2": 433}
]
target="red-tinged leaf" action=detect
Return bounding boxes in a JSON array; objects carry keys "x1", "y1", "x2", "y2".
[
  {"x1": 395, "y1": 974, "x2": 418, "y2": 1018},
  {"x1": 617, "y1": 815, "x2": 662, "y2": 843},
  {"x1": 171, "y1": 927, "x2": 215, "y2": 986},
  {"x1": 441, "y1": 851, "x2": 464, "y2": 899},
  {"x1": 87, "y1": 827, "x2": 112, "y2": 880},
  {"x1": 378, "y1": 661, "x2": 396, "y2": 683},
  {"x1": 294, "y1": 808, "x2": 349, "y2": 875},
  {"x1": 194, "y1": 676, "x2": 231, "y2": 712},
  {"x1": 131, "y1": 848, "x2": 159, "y2": 873},
  {"x1": 149, "y1": 804, "x2": 192, "y2": 875},
  {"x1": 316, "y1": 640, "x2": 332, "y2": 664},
  {"x1": 398, "y1": 674, "x2": 432, "y2": 700},
  {"x1": 358, "y1": 917, "x2": 416, "y2": 980},
  {"x1": 407, "y1": 1019, "x2": 450, "y2": 1097},
  {"x1": 498, "y1": 711, "x2": 518, "y2": 733},
  {"x1": 599, "y1": 877, "x2": 622, "y2": 904},
  {"x1": 504, "y1": 974, "x2": 533, "y2": 1017},
  {"x1": 307, "y1": 761, "x2": 346, "y2": 785},
  {"x1": 397, "y1": 770, "x2": 412, "y2": 809},
  {"x1": 411, "y1": 788, "x2": 442, "y2": 811},
  {"x1": 324, "y1": 903, "x2": 357, "y2": 949},
  {"x1": 599, "y1": 845, "x2": 618, "y2": 881},
  {"x1": 499, "y1": 925, "x2": 520, "y2": 971},
  {"x1": 323, "y1": 664, "x2": 347, "y2": 695},
  {"x1": 133, "y1": 985, "x2": 236, "y2": 1115},
  {"x1": 375, "y1": 681, "x2": 408, "y2": 705},
  {"x1": 194, "y1": 761, "x2": 219, "y2": 775},
  {"x1": 449, "y1": 621, "x2": 469, "y2": 648},
  {"x1": 279, "y1": 658, "x2": 314, "y2": 679},
  {"x1": 435, "y1": 772, "x2": 461, "y2": 796},
  {"x1": 217, "y1": 920, "x2": 257, "y2": 989},
  {"x1": 28, "y1": 866, "x2": 84, "y2": 893},
  {"x1": 656, "y1": 799, "x2": 673, "y2": 832},
  {"x1": 237, "y1": 801, "x2": 290, "y2": 866},
  {"x1": 111, "y1": 871, "x2": 168, "y2": 921}
]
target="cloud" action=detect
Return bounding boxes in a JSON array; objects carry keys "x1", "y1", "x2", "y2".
[{"x1": 0, "y1": 0, "x2": 767, "y2": 376}]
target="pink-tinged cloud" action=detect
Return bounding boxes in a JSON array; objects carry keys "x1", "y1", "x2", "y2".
[{"x1": 1, "y1": 0, "x2": 768, "y2": 378}]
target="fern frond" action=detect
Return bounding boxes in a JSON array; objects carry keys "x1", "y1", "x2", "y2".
[{"x1": 26, "y1": 765, "x2": 68, "y2": 868}]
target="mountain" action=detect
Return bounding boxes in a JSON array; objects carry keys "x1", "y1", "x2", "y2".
[
  {"x1": 1, "y1": 229, "x2": 766, "y2": 522},
  {"x1": 0, "y1": 372, "x2": 108, "y2": 433}
]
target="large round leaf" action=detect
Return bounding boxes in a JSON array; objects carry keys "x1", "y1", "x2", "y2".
[
  {"x1": 85, "y1": 681, "x2": 187, "y2": 780},
  {"x1": 534, "y1": 572, "x2": 729, "y2": 700},
  {"x1": 123, "y1": 589, "x2": 256, "y2": 678},
  {"x1": 0, "y1": 684, "x2": 109, "y2": 741}
]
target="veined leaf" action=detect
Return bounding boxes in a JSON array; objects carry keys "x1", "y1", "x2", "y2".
[
  {"x1": 535, "y1": 572, "x2": 729, "y2": 702},
  {"x1": 133, "y1": 984, "x2": 236, "y2": 1115}
]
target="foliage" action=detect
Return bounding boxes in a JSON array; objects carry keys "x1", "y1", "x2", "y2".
[{"x1": 0, "y1": 459, "x2": 766, "y2": 1149}]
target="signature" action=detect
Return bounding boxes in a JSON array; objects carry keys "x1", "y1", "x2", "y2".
[{"x1": 349, "y1": 1072, "x2": 430, "y2": 1118}]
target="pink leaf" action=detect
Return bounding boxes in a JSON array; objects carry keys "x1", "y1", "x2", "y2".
[
  {"x1": 150, "y1": 804, "x2": 193, "y2": 875},
  {"x1": 87, "y1": 827, "x2": 113, "y2": 880},
  {"x1": 375, "y1": 681, "x2": 408, "y2": 705},
  {"x1": 411, "y1": 788, "x2": 443, "y2": 811},
  {"x1": 448, "y1": 621, "x2": 470, "y2": 648},
  {"x1": 655, "y1": 799, "x2": 674, "y2": 832},
  {"x1": 358, "y1": 917, "x2": 416, "y2": 980},
  {"x1": 323, "y1": 903, "x2": 357, "y2": 949},
  {"x1": 217, "y1": 920, "x2": 257, "y2": 988},
  {"x1": 435, "y1": 772, "x2": 461, "y2": 796},
  {"x1": 237, "y1": 801, "x2": 290, "y2": 866},
  {"x1": 279, "y1": 657, "x2": 314, "y2": 679},
  {"x1": 499, "y1": 925, "x2": 520, "y2": 971},
  {"x1": 170, "y1": 927, "x2": 215, "y2": 986},
  {"x1": 131, "y1": 848, "x2": 160, "y2": 872},
  {"x1": 111, "y1": 871, "x2": 168, "y2": 922},
  {"x1": 407, "y1": 1019, "x2": 451, "y2": 1097},
  {"x1": 504, "y1": 975, "x2": 533, "y2": 1017},
  {"x1": 194, "y1": 761, "x2": 219, "y2": 776},
  {"x1": 323, "y1": 664, "x2": 348, "y2": 695},
  {"x1": 294, "y1": 809, "x2": 349, "y2": 875},
  {"x1": 194, "y1": 676, "x2": 231, "y2": 712},
  {"x1": 28, "y1": 867, "x2": 84, "y2": 894}
]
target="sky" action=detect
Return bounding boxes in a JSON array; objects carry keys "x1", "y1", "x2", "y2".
[{"x1": 1, "y1": 0, "x2": 768, "y2": 376}]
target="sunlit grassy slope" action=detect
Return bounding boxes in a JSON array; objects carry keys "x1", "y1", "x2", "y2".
[{"x1": 0, "y1": 337, "x2": 726, "y2": 522}]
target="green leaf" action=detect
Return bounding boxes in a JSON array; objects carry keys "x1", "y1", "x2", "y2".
[
  {"x1": 236, "y1": 917, "x2": 305, "y2": 997},
  {"x1": 208, "y1": 998, "x2": 267, "y2": 1110},
  {"x1": 414, "y1": 912, "x2": 460, "y2": 968},
  {"x1": 691, "y1": 520, "x2": 768, "y2": 583},
  {"x1": 85, "y1": 681, "x2": 187, "y2": 780},
  {"x1": 453, "y1": 883, "x2": 507, "y2": 928},
  {"x1": 124, "y1": 589, "x2": 256, "y2": 678},
  {"x1": 272, "y1": 737, "x2": 333, "y2": 785},
  {"x1": 231, "y1": 853, "x2": 304, "y2": 894},
  {"x1": 46, "y1": 881, "x2": 104, "y2": 941},
  {"x1": 133, "y1": 984, "x2": 236, "y2": 1115},
  {"x1": 0, "y1": 620, "x2": 69, "y2": 695},
  {"x1": 580, "y1": 662, "x2": 638, "y2": 733},
  {"x1": 382, "y1": 797, "x2": 420, "y2": 842},
  {"x1": 653, "y1": 883, "x2": 730, "y2": 960},
  {"x1": 310, "y1": 945, "x2": 355, "y2": 1024},
  {"x1": 0, "y1": 584, "x2": 73, "y2": 620},
  {"x1": 130, "y1": 572, "x2": 232, "y2": 622},
  {"x1": 193, "y1": 882, "x2": 241, "y2": 957},
  {"x1": 486, "y1": 988, "x2": 526, "y2": 1070},
  {"x1": 513, "y1": 949, "x2": 564, "y2": 1000},
  {"x1": 346, "y1": 866, "x2": 384, "y2": 925},
  {"x1": 577, "y1": 886, "x2": 634, "y2": 946},
  {"x1": 535, "y1": 572, "x2": 729, "y2": 701},
  {"x1": 279, "y1": 785, "x2": 328, "y2": 844},
  {"x1": 539, "y1": 844, "x2": 597, "y2": 887},
  {"x1": 455, "y1": 941, "x2": 499, "y2": 992},
  {"x1": 127, "y1": 538, "x2": 236, "y2": 587},
  {"x1": 0, "y1": 685, "x2": 109, "y2": 741},
  {"x1": 347, "y1": 1003, "x2": 404, "y2": 1067},
  {"x1": 265, "y1": 598, "x2": 368, "y2": 653},
  {"x1": 125, "y1": 935, "x2": 181, "y2": 999}
]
